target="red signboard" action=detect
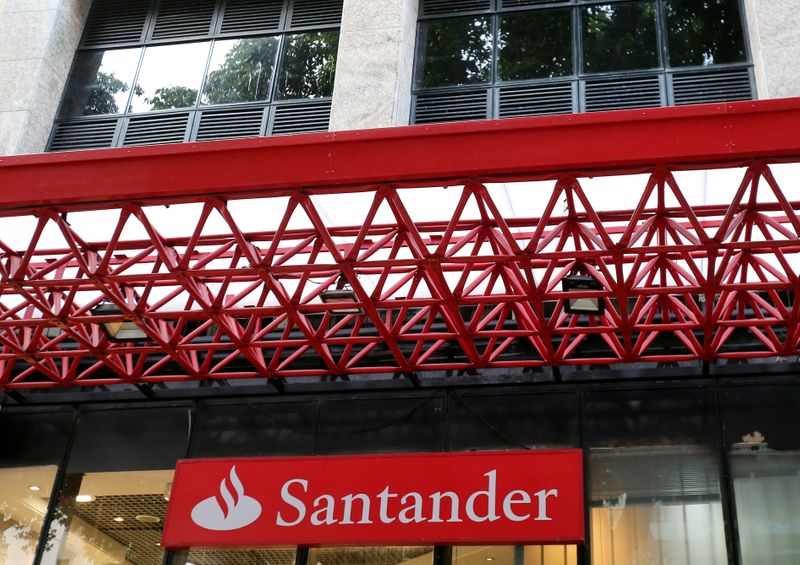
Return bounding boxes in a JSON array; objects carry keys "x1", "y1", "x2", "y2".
[{"x1": 161, "y1": 450, "x2": 584, "y2": 548}]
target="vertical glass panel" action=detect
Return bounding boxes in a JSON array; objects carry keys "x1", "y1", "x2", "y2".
[
  {"x1": 175, "y1": 547, "x2": 297, "y2": 564},
  {"x1": 316, "y1": 394, "x2": 444, "y2": 455},
  {"x1": 418, "y1": 16, "x2": 493, "y2": 88},
  {"x1": 0, "y1": 409, "x2": 73, "y2": 565},
  {"x1": 201, "y1": 36, "x2": 280, "y2": 105},
  {"x1": 308, "y1": 546, "x2": 435, "y2": 564},
  {"x1": 40, "y1": 406, "x2": 191, "y2": 565},
  {"x1": 584, "y1": 389, "x2": 727, "y2": 565},
  {"x1": 453, "y1": 545, "x2": 577, "y2": 564},
  {"x1": 61, "y1": 48, "x2": 141, "y2": 116},
  {"x1": 130, "y1": 42, "x2": 210, "y2": 112},
  {"x1": 665, "y1": 0, "x2": 746, "y2": 67},
  {"x1": 191, "y1": 399, "x2": 318, "y2": 458},
  {"x1": 498, "y1": 9, "x2": 573, "y2": 81},
  {"x1": 447, "y1": 391, "x2": 578, "y2": 450},
  {"x1": 721, "y1": 385, "x2": 800, "y2": 564},
  {"x1": 581, "y1": 2, "x2": 659, "y2": 73},
  {"x1": 276, "y1": 31, "x2": 339, "y2": 99}
]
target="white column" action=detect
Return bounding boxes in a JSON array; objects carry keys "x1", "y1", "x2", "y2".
[
  {"x1": 328, "y1": 0, "x2": 418, "y2": 131},
  {"x1": 0, "y1": 0, "x2": 90, "y2": 155},
  {"x1": 744, "y1": 0, "x2": 800, "y2": 99}
]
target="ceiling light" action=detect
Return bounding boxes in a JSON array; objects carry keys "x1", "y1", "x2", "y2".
[
  {"x1": 486, "y1": 559, "x2": 495, "y2": 562},
  {"x1": 320, "y1": 275, "x2": 363, "y2": 315},
  {"x1": 135, "y1": 514, "x2": 160, "y2": 523},
  {"x1": 75, "y1": 494, "x2": 95, "y2": 503},
  {"x1": 562, "y1": 272, "x2": 605, "y2": 315},
  {"x1": 28, "y1": 485, "x2": 41, "y2": 492},
  {"x1": 91, "y1": 300, "x2": 148, "y2": 342},
  {"x1": 113, "y1": 516, "x2": 124, "y2": 523}
]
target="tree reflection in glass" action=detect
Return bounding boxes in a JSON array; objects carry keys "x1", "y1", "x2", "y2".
[
  {"x1": 418, "y1": 17, "x2": 493, "y2": 88},
  {"x1": 582, "y1": 2, "x2": 658, "y2": 73},
  {"x1": 61, "y1": 48, "x2": 141, "y2": 116},
  {"x1": 130, "y1": 42, "x2": 210, "y2": 112},
  {"x1": 277, "y1": 31, "x2": 339, "y2": 99},
  {"x1": 665, "y1": 0, "x2": 746, "y2": 67},
  {"x1": 498, "y1": 10, "x2": 572, "y2": 82},
  {"x1": 202, "y1": 37, "x2": 279, "y2": 105}
]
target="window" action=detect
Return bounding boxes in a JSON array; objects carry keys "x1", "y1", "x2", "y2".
[
  {"x1": 50, "y1": 0, "x2": 342, "y2": 151},
  {"x1": 413, "y1": 0, "x2": 753, "y2": 124}
]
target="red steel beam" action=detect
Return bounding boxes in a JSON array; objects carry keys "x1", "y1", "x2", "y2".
[{"x1": 1, "y1": 99, "x2": 800, "y2": 211}]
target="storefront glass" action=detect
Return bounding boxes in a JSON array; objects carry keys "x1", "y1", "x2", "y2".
[
  {"x1": 0, "y1": 409, "x2": 73, "y2": 564},
  {"x1": 39, "y1": 405, "x2": 191, "y2": 565},
  {"x1": 722, "y1": 385, "x2": 800, "y2": 564},
  {"x1": 452, "y1": 545, "x2": 577, "y2": 565},
  {"x1": 584, "y1": 389, "x2": 728, "y2": 565},
  {"x1": 308, "y1": 546, "x2": 435, "y2": 565}
]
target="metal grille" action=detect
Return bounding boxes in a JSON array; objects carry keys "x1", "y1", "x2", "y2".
[
  {"x1": 673, "y1": 68, "x2": 754, "y2": 106},
  {"x1": 122, "y1": 113, "x2": 190, "y2": 146},
  {"x1": 82, "y1": 0, "x2": 150, "y2": 47},
  {"x1": 500, "y1": 0, "x2": 553, "y2": 8},
  {"x1": 187, "y1": 548, "x2": 297, "y2": 565},
  {"x1": 290, "y1": 0, "x2": 343, "y2": 28},
  {"x1": 272, "y1": 100, "x2": 332, "y2": 135},
  {"x1": 196, "y1": 107, "x2": 266, "y2": 141},
  {"x1": 422, "y1": 0, "x2": 491, "y2": 17},
  {"x1": 221, "y1": 0, "x2": 283, "y2": 34},
  {"x1": 151, "y1": 0, "x2": 216, "y2": 40},
  {"x1": 311, "y1": 547, "x2": 434, "y2": 565},
  {"x1": 72, "y1": 493, "x2": 167, "y2": 565},
  {"x1": 49, "y1": 119, "x2": 118, "y2": 151},
  {"x1": 584, "y1": 75, "x2": 663, "y2": 113},
  {"x1": 498, "y1": 82, "x2": 573, "y2": 118},
  {"x1": 414, "y1": 90, "x2": 488, "y2": 124}
]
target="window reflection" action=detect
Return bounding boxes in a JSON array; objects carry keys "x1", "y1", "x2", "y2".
[
  {"x1": 202, "y1": 37, "x2": 279, "y2": 105},
  {"x1": 418, "y1": 17, "x2": 493, "y2": 88},
  {"x1": 277, "y1": 31, "x2": 339, "y2": 99},
  {"x1": 62, "y1": 48, "x2": 141, "y2": 116},
  {"x1": 665, "y1": 0, "x2": 746, "y2": 67},
  {"x1": 453, "y1": 545, "x2": 577, "y2": 564},
  {"x1": 308, "y1": 546, "x2": 434, "y2": 565},
  {"x1": 498, "y1": 10, "x2": 573, "y2": 81},
  {"x1": 40, "y1": 470, "x2": 174, "y2": 565},
  {"x1": 581, "y1": 2, "x2": 659, "y2": 73},
  {"x1": 130, "y1": 43, "x2": 210, "y2": 112},
  {"x1": 0, "y1": 466, "x2": 58, "y2": 563}
]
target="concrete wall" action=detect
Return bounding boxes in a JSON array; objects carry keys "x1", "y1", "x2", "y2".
[
  {"x1": 328, "y1": 0, "x2": 418, "y2": 131},
  {"x1": 745, "y1": 0, "x2": 800, "y2": 99},
  {"x1": 0, "y1": 0, "x2": 90, "y2": 156}
]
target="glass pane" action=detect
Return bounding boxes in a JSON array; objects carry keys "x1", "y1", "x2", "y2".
[
  {"x1": 447, "y1": 392, "x2": 578, "y2": 450},
  {"x1": 201, "y1": 36, "x2": 280, "y2": 105},
  {"x1": 584, "y1": 390, "x2": 728, "y2": 565},
  {"x1": 418, "y1": 16, "x2": 493, "y2": 88},
  {"x1": 309, "y1": 546, "x2": 434, "y2": 565},
  {"x1": 191, "y1": 399, "x2": 318, "y2": 458},
  {"x1": 276, "y1": 31, "x2": 339, "y2": 99},
  {"x1": 665, "y1": 0, "x2": 746, "y2": 67},
  {"x1": 453, "y1": 545, "x2": 577, "y2": 565},
  {"x1": 581, "y1": 2, "x2": 658, "y2": 73},
  {"x1": 0, "y1": 410, "x2": 73, "y2": 564},
  {"x1": 42, "y1": 470, "x2": 174, "y2": 565},
  {"x1": 315, "y1": 394, "x2": 444, "y2": 455},
  {"x1": 130, "y1": 42, "x2": 210, "y2": 112},
  {"x1": 177, "y1": 547, "x2": 297, "y2": 564},
  {"x1": 722, "y1": 385, "x2": 800, "y2": 564},
  {"x1": 40, "y1": 407, "x2": 190, "y2": 564},
  {"x1": 498, "y1": 10, "x2": 573, "y2": 81},
  {"x1": 61, "y1": 48, "x2": 141, "y2": 116}
]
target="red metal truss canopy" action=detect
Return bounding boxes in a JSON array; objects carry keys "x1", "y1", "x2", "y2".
[{"x1": 1, "y1": 99, "x2": 800, "y2": 390}]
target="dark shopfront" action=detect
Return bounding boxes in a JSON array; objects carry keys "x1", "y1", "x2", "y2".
[{"x1": 2, "y1": 376, "x2": 800, "y2": 565}]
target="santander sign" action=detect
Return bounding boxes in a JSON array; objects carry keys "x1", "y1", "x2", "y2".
[{"x1": 163, "y1": 450, "x2": 583, "y2": 548}]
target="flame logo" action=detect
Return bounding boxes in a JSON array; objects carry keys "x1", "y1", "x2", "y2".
[{"x1": 190, "y1": 466, "x2": 262, "y2": 531}]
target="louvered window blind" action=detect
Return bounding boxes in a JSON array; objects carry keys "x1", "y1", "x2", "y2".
[
  {"x1": 50, "y1": 0, "x2": 342, "y2": 151},
  {"x1": 413, "y1": 0, "x2": 754, "y2": 124}
]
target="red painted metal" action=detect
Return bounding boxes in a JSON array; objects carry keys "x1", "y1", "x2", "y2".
[
  {"x1": 161, "y1": 450, "x2": 585, "y2": 548},
  {"x1": 0, "y1": 99, "x2": 798, "y2": 389}
]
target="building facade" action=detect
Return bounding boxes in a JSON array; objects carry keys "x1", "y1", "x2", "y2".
[{"x1": 1, "y1": 1, "x2": 800, "y2": 564}]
